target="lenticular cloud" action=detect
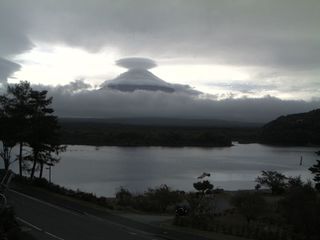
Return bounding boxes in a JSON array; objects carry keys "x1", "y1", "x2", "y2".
[
  {"x1": 101, "y1": 57, "x2": 200, "y2": 95},
  {"x1": 116, "y1": 57, "x2": 157, "y2": 69}
]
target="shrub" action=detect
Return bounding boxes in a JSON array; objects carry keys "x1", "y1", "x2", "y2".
[
  {"x1": 256, "y1": 171, "x2": 287, "y2": 194},
  {"x1": 115, "y1": 187, "x2": 132, "y2": 206},
  {"x1": 279, "y1": 182, "x2": 320, "y2": 239},
  {"x1": 231, "y1": 191, "x2": 267, "y2": 224},
  {"x1": 115, "y1": 185, "x2": 184, "y2": 213}
]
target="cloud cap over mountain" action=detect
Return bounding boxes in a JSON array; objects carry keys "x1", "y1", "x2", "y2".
[
  {"x1": 116, "y1": 58, "x2": 157, "y2": 69},
  {"x1": 102, "y1": 57, "x2": 201, "y2": 94}
]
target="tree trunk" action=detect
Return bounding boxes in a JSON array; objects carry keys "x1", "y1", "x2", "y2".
[
  {"x1": 2, "y1": 146, "x2": 10, "y2": 171},
  {"x1": 19, "y1": 142, "x2": 23, "y2": 176},
  {"x1": 4, "y1": 159, "x2": 9, "y2": 171},
  {"x1": 39, "y1": 161, "x2": 44, "y2": 179},
  {"x1": 30, "y1": 150, "x2": 38, "y2": 179}
]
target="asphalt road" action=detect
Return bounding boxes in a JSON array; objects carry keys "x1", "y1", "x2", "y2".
[{"x1": 8, "y1": 190, "x2": 167, "y2": 240}]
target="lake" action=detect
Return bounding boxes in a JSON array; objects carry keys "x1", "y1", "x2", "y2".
[
  {"x1": 31, "y1": 143, "x2": 318, "y2": 197},
  {"x1": 2, "y1": 143, "x2": 318, "y2": 197}
]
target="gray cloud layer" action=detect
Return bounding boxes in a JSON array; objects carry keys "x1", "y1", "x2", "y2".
[
  {"x1": 33, "y1": 81, "x2": 319, "y2": 123},
  {"x1": 1, "y1": 0, "x2": 320, "y2": 69},
  {"x1": 1, "y1": 0, "x2": 319, "y2": 119},
  {"x1": 0, "y1": 58, "x2": 21, "y2": 82}
]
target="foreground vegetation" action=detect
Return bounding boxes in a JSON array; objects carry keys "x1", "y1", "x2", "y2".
[
  {"x1": 172, "y1": 155, "x2": 320, "y2": 240},
  {"x1": 10, "y1": 154, "x2": 320, "y2": 240},
  {"x1": 0, "y1": 81, "x2": 65, "y2": 179}
]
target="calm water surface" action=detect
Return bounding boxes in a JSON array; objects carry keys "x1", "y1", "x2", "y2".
[{"x1": 41, "y1": 143, "x2": 319, "y2": 197}]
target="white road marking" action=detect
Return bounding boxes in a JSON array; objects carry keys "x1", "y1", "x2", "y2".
[
  {"x1": 20, "y1": 226, "x2": 32, "y2": 232},
  {"x1": 45, "y1": 231, "x2": 65, "y2": 240},
  {"x1": 16, "y1": 217, "x2": 42, "y2": 231},
  {"x1": 11, "y1": 189, "x2": 174, "y2": 240},
  {"x1": 16, "y1": 217, "x2": 65, "y2": 240},
  {"x1": 86, "y1": 213, "x2": 151, "y2": 236},
  {"x1": 9, "y1": 189, "x2": 83, "y2": 217}
]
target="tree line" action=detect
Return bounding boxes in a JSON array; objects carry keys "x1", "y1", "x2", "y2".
[
  {"x1": 60, "y1": 120, "x2": 234, "y2": 147},
  {"x1": 0, "y1": 81, "x2": 65, "y2": 179}
]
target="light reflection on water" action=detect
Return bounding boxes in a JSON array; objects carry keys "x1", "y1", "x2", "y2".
[{"x1": 5, "y1": 143, "x2": 319, "y2": 197}]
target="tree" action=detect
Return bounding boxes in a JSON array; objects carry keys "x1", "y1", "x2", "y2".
[
  {"x1": 255, "y1": 170, "x2": 287, "y2": 194},
  {"x1": 231, "y1": 191, "x2": 267, "y2": 224},
  {"x1": 5, "y1": 81, "x2": 33, "y2": 176},
  {"x1": 192, "y1": 179, "x2": 214, "y2": 217},
  {"x1": 309, "y1": 160, "x2": 320, "y2": 191},
  {"x1": 26, "y1": 89, "x2": 65, "y2": 179},
  {"x1": 0, "y1": 95, "x2": 17, "y2": 170},
  {"x1": 0, "y1": 82, "x2": 64, "y2": 177},
  {"x1": 193, "y1": 180, "x2": 214, "y2": 195}
]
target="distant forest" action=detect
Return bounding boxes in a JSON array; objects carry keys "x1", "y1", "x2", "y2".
[
  {"x1": 59, "y1": 118, "x2": 260, "y2": 147},
  {"x1": 59, "y1": 108, "x2": 320, "y2": 147}
]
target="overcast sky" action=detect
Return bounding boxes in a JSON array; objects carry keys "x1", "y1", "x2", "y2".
[{"x1": 0, "y1": 0, "x2": 319, "y2": 122}]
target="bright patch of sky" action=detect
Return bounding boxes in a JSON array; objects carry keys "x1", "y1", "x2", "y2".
[
  {"x1": 11, "y1": 43, "x2": 316, "y2": 100},
  {"x1": 11, "y1": 44, "x2": 121, "y2": 87}
]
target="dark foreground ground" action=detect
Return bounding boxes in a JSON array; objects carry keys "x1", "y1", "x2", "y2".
[{"x1": 8, "y1": 181, "x2": 248, "y2": 240}]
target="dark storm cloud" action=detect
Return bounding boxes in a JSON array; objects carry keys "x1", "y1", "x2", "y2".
[
  {"x1": 32, "y1": 81, "x2": 320, "y2": 123},
  {"x1": 1, "y1": 0, "x2": 320, "y2": 70},
  {"x1": 0, "y1": 58, "x2": 21, "y2": 82},
  {"x1": 0, "y1": 1, "x2": 33, "y2": 57}
]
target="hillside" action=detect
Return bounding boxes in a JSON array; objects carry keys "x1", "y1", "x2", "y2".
[{"x1": 260, "y1": 109, "x2": 320, "y2": 145}]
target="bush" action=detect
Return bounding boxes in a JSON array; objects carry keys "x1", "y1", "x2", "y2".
[
  {"x1": 115, "y1": 187, "x2": 132, "y2": 206},
  {"x1": 146, "y1": 184, "x2": 184, "y2": 212},
  {"x1": 231, "y1": 191, "x2": 267, "y2": 224},
  {"x1": 287, "y1": 176, "x2": 303, "y2": 189},
  {"x1": 279, "y1": 182, "x2": 320, "y2": 239},
  {"x1": 115, "y1": 185, "x2": 184, "y2": 213}
]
